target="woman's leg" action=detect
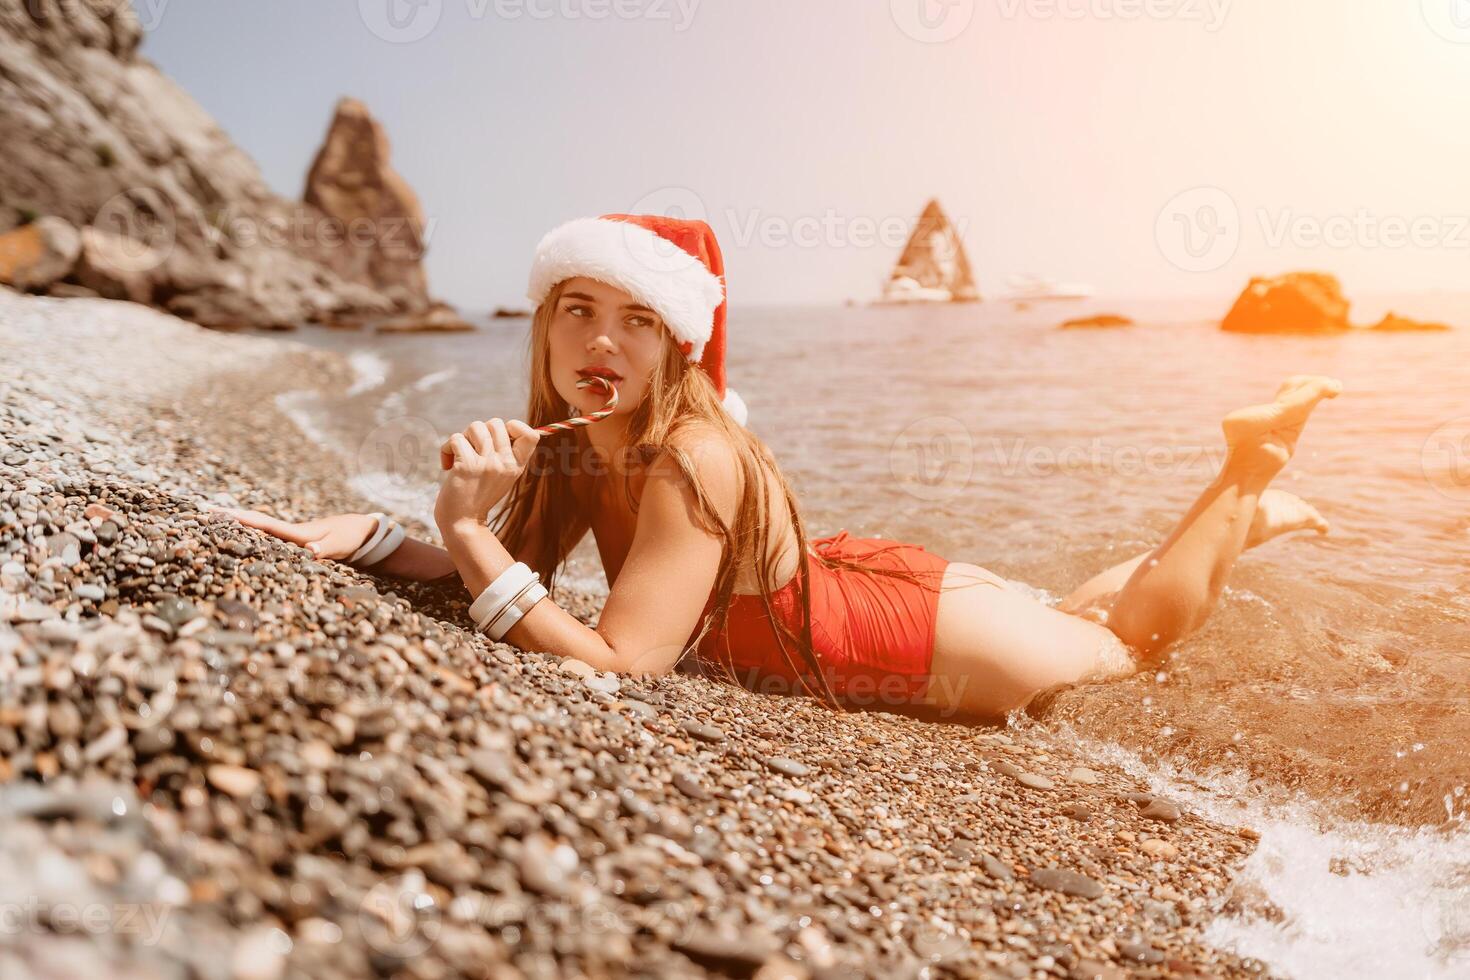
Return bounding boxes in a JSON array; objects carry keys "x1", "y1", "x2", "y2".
[
  {"x1": 920, "y1": 375, "x2": 1341, "y2": 721},
  {"x1": 1057, "y1": 488, "x2": 1330, "y2": 616},
  {"x1": 1095, "y1": 375, "x2": 1339, "y2": 657}
]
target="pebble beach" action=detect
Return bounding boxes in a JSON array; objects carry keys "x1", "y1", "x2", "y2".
[{"x1": 0, "y1": 289, "x2": 1275, "y2": 979}]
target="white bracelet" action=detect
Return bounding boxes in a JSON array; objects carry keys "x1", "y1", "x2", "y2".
[
  {"x1": 484, "y1": 580, "x2": 548, "y2": 641},
  {"x1": 347, "y1": 513, "x2": 390, "y2": 564},
  {"x1": 469, "y1": 562, "x2": 536, "y2": 632},
  {"x1": 357, "y1": 522, "x2": 405, "y2": 567}
]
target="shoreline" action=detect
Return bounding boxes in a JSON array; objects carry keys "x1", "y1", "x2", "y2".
[{"x1": 0, "y1": 289, "x2": 1271, "y2": 978}]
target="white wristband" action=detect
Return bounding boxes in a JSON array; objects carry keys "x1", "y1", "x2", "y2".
[
  {"x1": 484, "y1": 580, "x2": 548, "y2": 641},
  {"x1": 357, "y1": 521, "x2": 405, "y2": 568},
  {"x1": 469, "y1": 562, "x2": 536, "y2": 632},
  {"x1": 347, "y1": 513, "x2": 390, "y2": 564}
]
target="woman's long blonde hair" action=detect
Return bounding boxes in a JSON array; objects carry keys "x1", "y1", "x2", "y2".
[{"x1": 490, "y1": 280, "x2": 945, "y2": 709}]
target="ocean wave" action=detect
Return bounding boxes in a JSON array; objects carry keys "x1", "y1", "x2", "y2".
[
  {"x1": 345, "y1": 350, "x2": 390, "y2": 397},
  {"x1": 1029, "y1": 720, "x2": 1470, "y2": 980}
]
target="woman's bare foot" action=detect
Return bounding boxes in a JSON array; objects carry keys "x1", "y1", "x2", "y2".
[
  {"x1": 1246, "y1": 489, "x2": 1330, "y2": 547},
  {"x1": 1221, "y1": 374, "x2": 1343, "y2": 475}
]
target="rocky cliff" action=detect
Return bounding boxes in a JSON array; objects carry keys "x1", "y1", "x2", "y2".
[{"x1": 0, "y1": 0, "x2": 434, "y2": 329}]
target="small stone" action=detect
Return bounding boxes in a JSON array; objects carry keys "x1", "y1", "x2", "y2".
[
  {"x1": 82, "y1": 726, "x2": 128, "y2": 763},
  {"x1": 1028, "y1": 867, "x2": 1104, "y2": 900},
  {"x1": 1067, "y1": 766, "x2": 1102, "y2": 785},
  {"x1": 154, "y1": 595, "x2": 200, "y2": 628},
  {"x1": 38, "y1": 619, "x2": 81, "y2": 645},
  {"x1": 618, "y1": 699, "x2": 657, "y2": 721},
  {"x1": 558, "y1": 658, "x2": 596, "y2": 679},
  {"x1": 681, "y1": 721, "x2": 725, "y2": 744},
  {"x1": 674, "y1": 926, "x2": 780, "y2": 974},
  {"x1": 584, "y1": 671, "x2": 620, "y2": 695},
  {"x1": 1140, "y1": 798, "x2": 1182, "y2": 823},
  {"x1": 1060, "y1": 803, "x2": 1092, "y2": 822},
  {"x1": 672, "y1": 771, "x2": 711, "y2": 801},
  {"x1": 215, "y1": 598, "x2": 258, "y2": 631},
  {"x1": 207, "y1": 764, "x2": 262, "y2": 799},
  {"x1": 75, "y1": 583, "x2": 106, "y2": 601},
  {"x1": 1140, "y1": 838, "x2": 1178, "y2": 859},
  {"x1": 765, "y1": 756, "x2": 810, "y2": 778},
  {"x1": 1015, "y1": 772, "x2": 1055, "y2": 791},
  {"x1": 1117, "y1": 940, "x2": 1164, "y2": 964},
  {"x1": 231, "y1": 925, "x2": 289, "y2": 980},
  {"x1": 863, "y1": 849, "x2": 900, "y2": 872},
  {"x1": 980, "y1": 853, "x2": 1015, "y2": 881}
]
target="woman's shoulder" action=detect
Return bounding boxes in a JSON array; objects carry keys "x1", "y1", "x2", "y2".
[{"x1": 650, "y1": 423, "x2": 742, "y2": 520}]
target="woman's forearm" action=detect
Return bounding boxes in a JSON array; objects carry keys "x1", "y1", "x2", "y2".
[
  {"x1": 371, "y1": 533, "x2": 459, "y2": 581},
  {"x1": 440, "y1": 519, "x2": 626, "y2": 672}
]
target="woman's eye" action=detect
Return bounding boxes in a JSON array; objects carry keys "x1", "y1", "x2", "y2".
[
  {"x1": 628, "y1": 316, "x2": 655, "y2": 328},
  {"x1": 565, "y1": 304, "x2": 592, "y2": 318}
]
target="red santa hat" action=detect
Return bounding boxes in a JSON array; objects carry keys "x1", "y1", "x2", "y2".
[{"x1": 526, "y1": 213, "x2": 748, "y2": 427}]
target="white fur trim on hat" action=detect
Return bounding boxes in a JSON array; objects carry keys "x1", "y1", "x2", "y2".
[
  {"x1": 527, "y1": 217, "x2": 725, "y2": 362},
  {"x1": 722, "y1": 388, "x2": 748, "y2": 427}
]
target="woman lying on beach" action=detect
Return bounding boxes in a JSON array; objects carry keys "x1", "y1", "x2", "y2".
[{"x1": 224, "y1": 213, "x2": 1341, "y2": 721}]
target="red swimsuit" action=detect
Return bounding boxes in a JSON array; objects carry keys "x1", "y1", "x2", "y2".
[{"x1": 688, "y1": 529, "x2": 950, "y2": 707}]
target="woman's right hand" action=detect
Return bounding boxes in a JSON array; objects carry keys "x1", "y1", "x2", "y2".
[{"x1": 214, "y1": 508, "x2": 381, "y2": 561}]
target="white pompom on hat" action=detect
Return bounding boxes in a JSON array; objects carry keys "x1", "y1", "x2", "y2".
[{"x1": 527, "y1": 213, "x2": 747, "y2": 427}]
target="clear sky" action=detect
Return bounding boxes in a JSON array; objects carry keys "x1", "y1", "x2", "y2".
[{"x1": 137, "y1": 0, "x2": 1470, "y2": 311}]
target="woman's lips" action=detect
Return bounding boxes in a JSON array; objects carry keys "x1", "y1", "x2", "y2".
[{"x1": 577, "y1": 368, "x2": 623, "y2": 382}]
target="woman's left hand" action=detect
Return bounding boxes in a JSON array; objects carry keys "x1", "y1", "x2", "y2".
[{"x1": 433, "y1": 418, "x2": 541, "y2": 531}]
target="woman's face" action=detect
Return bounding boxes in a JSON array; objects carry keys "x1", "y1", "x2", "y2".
[{"x1": 547, "y1": 276, "x2": 668, "y2": 416}]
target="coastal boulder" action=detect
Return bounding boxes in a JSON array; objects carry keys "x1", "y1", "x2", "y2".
[
  {"x1": 73, "y1": 227, "x2": 161, "y2": 305},
  {"x1": 1221, "y1": 273, "x2": 1350, "y2": 334},
  {"x1": 0, "y1": 217, "x2": 81, "y2": 291},
  {"x1": 1369, "y1": 313, "x2": 1451, "y2": 332},
  {"x1": 375, "y1": 301, "x2": 475, "y2": 333}
]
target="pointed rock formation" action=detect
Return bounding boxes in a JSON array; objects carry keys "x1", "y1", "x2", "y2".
[
  {"x1": 878, "y1": 199, "x2": 980, "y2": 304},
  {"x1": 303, "y1": 98, "x2": 431, "y2": 312}
]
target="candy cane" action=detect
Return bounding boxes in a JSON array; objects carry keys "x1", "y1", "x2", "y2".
[
  {"x1": 534, "y1": 375, "x2": 619, "y2": 434},
  {"x1": 439, "y1": 376, "x2": 619, "y2": 469}
]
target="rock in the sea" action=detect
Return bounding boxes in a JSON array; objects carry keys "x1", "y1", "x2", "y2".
[
  {"x1": 374, "y1": 301, "x2": 474, "y2": 334},
  {"x1": 1059, "y1": 313, "x2": 1133, "y2": 329},
  {"x1": 1369, "y1": 313, "x2": 1452, "y2": 332},
  {"x1": 1221, "y1": 272, "x2": 1351, "y2": 334},
  {"x1": 303, "y1": 97, "x2": 430, "y2": 308},
  {"x1": 0, "y1": 217, "x2": 80, "y2": 290}
]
